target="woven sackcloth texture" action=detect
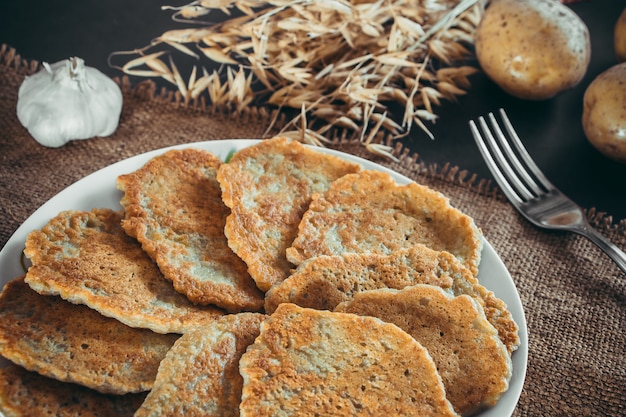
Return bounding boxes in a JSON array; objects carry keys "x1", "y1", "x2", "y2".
[{"x1": 1, "y1": 45, "x2": 625, "y2": 416}]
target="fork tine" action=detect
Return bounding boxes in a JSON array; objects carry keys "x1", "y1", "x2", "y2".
[
  {"x1": 487, "y1": 112, "x2": 545, "y2": 196},
  {"x1": 498, "y1": 108, "x2": 557, "y2": 193},
  {"x1": 477, "y1": 116, "x2": 536, "y2": 201},
  {"x1": 469, "y1": 119, "x2": 529, "y2": 204}
]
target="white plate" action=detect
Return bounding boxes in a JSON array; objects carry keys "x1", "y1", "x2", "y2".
[{"x1": 0, "y1": 139, "x2": 527, "y2": 416}]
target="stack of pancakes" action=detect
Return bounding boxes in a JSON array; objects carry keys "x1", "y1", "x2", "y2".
[{"x1": 0, "y1": 137, "x2": 519, "y2": 416}]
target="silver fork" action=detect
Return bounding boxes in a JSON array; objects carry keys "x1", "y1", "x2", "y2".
[{"x1": 469, "y1": 108, "x2": 626, "y2": 275}]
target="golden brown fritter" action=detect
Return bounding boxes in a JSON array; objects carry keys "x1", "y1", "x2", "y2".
[
  {"x1": 0, "y1": 365, "x2": 146, "y2": 417},
  {"x1": 117, "y1": 148, "x2": 264, "y2": 312},
  {"x1": 287, "y1": 169, "x2": 483, "y2": 276},
  {"x1": 264, "y1": 244, "x2": 456, "y2": 313},
  {"x1": 135, "y1": 313, "x2": 266, "y2": 417},
  {"x1": 336, "y1": 285, "x2": 512, "y2": 415},
  {"x1": 0, "y1": 277, "x2": 179, "y2": 394},
  {"x1": 239, "y1": 303, "x2": 458, "y2": 417},
  {"x1": 217, "y1": 137, "x2": 361, "y2": 291},
  {"x1": 24, "y1": 208, "x2": 225, "y2": 334}
]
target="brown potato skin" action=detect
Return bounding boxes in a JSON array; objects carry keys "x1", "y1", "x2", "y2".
[
  {"x1": 615, "y1": 8, "x2": 626, "y2": 63},
  {"x1": 475, "y1": 0, "x2": 591, "y2": 100},
  {"x1": 582, "y1": 63, "x2": 626, "y2": 163}
]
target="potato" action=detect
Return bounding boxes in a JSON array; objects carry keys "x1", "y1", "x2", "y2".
[
  {"x1": 475, "y1": 0, "x2": 591, "y2": 100},
  {"x1": 615, "y1": 8, "x2": 626, "y2": 62},
  {"x1": 582, "y1": 63, "x2": 626, "y2": 163}
]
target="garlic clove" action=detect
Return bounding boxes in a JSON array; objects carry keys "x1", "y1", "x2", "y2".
[{"x1": 17, "y1": 57, "x2": 123, "y2": 148}]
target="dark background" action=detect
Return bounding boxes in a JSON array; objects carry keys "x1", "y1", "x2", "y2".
[{"x1": 1, "y1": 0, "x2": 625, "y2": 219}]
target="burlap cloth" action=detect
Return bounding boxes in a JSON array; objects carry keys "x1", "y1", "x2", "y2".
[{"x1": 1, "y1": 45, "x2": 625, "y2": 416}]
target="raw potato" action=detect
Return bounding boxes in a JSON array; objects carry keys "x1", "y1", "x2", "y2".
[
  {"x1": 615, "y1": 8, "x2": 626, "y2": 62},
  {"x1": 475, "y1": 0, "x2": 591, "y2": 100},
  {"x1": 582, "y1": 63, "x2": 626, "y2": 163}
]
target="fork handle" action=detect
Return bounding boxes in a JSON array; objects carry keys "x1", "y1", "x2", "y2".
[{"x1": 576, "y1": 226, "x2": 626, "y2": 275}]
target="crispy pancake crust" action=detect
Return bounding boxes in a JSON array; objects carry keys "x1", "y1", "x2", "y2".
[
  {"x1": 0, "y1": 277, "x2": 179, "y2": 394},
  {"x1": 117, "y1": 148, "x2": 264, "y2": 311},
  {"x1": 0, "y1": 365, "x2": 146, "y2": 417},
  {"x1": 24, "y1": 208, "x2": 225, "y2": 334},
  {"x1": 265, "y1": 244, "x2": 456, "y2": 313},
  {"x1": 135, "y1": 313, "x2": 266, "y2": 417},
  {"x1": 217, "y1": 137, "x2": 361, "y2": 291},
  {"x1": 336, "y1": 286, "x2": 512, "y2": 415},
  {"x1": 286, "y1": 170, "x2": 483, "y2": 276},
  {"x1": 239, "y1": 303, "x2": 459, "y2": 417}
]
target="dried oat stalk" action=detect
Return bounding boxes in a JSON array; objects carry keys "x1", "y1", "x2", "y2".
[{"x1": 113, "y1": 0, "x2": 485, "y2": 158}]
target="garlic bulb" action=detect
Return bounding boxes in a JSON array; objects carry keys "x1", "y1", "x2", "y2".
[{"x1": 17, "y1": 57, "x2": 123, "y2": 148}]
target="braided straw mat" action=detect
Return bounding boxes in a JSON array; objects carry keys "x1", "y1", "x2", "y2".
[{"x1": 1, "y1": 45, "x2": 625, "y2": 416}]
